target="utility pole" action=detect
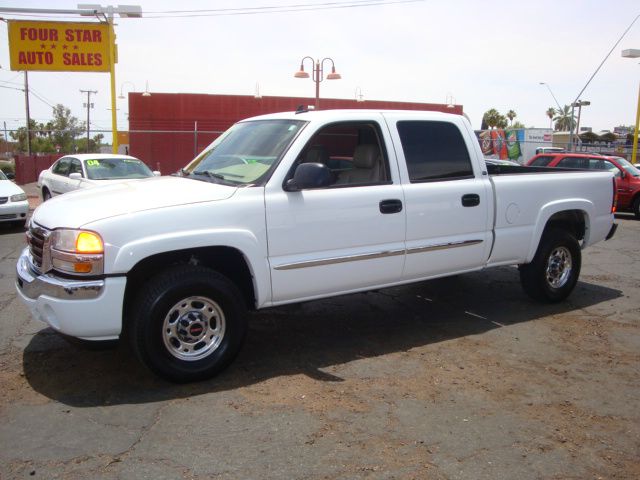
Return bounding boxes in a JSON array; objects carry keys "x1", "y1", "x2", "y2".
[
  {"x1": 24, "y1": 71, "x2": 31, "y2": 156},
  {"x1": 80, "y1": 90, "x2": 97, "y2": 153}
]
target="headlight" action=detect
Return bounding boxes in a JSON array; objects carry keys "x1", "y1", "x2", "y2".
[
  {"x1": 10, "y1": 193, "x2": 27, "y2": 202},
  {"x1": 50, "y1": 229, "x2": 104, "y2": 275}
]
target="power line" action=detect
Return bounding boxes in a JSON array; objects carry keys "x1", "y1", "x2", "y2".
[{"x1": 0, "y1": 0, "x2": 422, "y2": 20}]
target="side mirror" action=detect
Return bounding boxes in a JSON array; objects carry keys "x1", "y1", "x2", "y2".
[
  {"x1": 69, "y1": 172, "x2": 82, "y2": 180},
  {"x1": 153, "y1": 171, "x2": 161, "y2": 176},
  {"x1": 284, "y1": 163, "x2": 333, "y2": 191}
]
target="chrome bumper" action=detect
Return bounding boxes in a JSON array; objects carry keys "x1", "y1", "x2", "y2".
[{"x1": 16, "y1": 248, "x2": 104, "y2": 300}]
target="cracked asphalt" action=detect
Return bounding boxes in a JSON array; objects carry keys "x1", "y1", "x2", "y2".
[{"x1": 0, "y1": 214, "x2": 638, "y2": 480}]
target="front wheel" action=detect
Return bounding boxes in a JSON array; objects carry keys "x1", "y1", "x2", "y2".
[
  {"x1": 519, "y1": 228, "x2": 581, "y2": 303},
  {"x1": 129, "y1": 265, "x2": 247, "y2": 383}
]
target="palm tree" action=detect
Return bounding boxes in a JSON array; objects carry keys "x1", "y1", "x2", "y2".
[
  {"x1": 506, "y1": 110, "x2": 517, "y2": 126},
  {"x1": 553, "y1": 105, "x2": 576, "y2": 132},
  {"x1": 546, "y1": 107, "x2": 555, "y2": 129},
  {"x1": 483, "y1": 109, "x2": 503, "y2": 129}
]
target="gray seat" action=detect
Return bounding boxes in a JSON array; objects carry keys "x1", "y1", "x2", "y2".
[
  {"x1": 336, "y1": 144, "x2": 381, "y2": 184},
  {"x1": 302, "y1": 145, "x2": 329, "y2": 165}
]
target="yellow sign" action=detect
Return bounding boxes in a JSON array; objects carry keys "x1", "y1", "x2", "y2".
[{"x1": 8, "y1": 20, "x2": 111, "y2": 72}]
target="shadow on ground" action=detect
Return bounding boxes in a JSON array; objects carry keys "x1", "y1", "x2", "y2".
[{"x1": 22, "y1": 266, "x2": 622, "y2": 407}]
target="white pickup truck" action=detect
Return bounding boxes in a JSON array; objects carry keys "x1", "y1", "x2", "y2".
[{"x1": 16, "y1": 110, "x2": 618, "y2": 382}]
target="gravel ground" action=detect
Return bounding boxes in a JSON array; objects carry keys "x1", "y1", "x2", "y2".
[{"x1": 0, "y1": 214, "x2": 638, "y2": 480}]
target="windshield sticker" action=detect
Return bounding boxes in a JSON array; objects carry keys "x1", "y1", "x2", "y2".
[{"x1": 86, "y1": 160, "x2": 100, "y2": 167}]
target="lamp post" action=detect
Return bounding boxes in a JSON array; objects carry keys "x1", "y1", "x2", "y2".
[
  {"x1": 571, "y1": 100, "x2": 590, "y2": 151},
  {"x1": 294, "y1": 57, "x2": 341, "y2": 110},
  {"x1": 622, "y1": 49, "x2": 640, "y2": 164},
  {"x1": 118, "y1": 81, "x2": 136, "y2": 99},
  {"x1": 539, "y1": 82, "x2": 563, "y2": 111}
]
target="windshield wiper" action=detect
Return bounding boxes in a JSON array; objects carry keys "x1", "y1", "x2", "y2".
[{"x1": 192, "y1": 170, "x2": 226, "y2": 181}]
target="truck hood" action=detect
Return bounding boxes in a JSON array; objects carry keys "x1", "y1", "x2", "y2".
[{"x1": 32, "y1": 176, "x2": 237, "y2": 229}]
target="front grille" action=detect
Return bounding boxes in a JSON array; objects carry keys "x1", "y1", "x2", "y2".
[
  {"x1": 0, "y1": 197, "x2": 7, "y2": 205},
  {"x1": 27, "y1": 224, "x2": 51, "y2": 272}
]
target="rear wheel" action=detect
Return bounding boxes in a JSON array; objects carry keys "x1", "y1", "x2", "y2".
[
  {"x1": 129, "y1": 265, "x2": 247, "y2": 383},
  {"x1": 632, "y1": 196, "x2": 640, "y2": 220},
  {"x1": 519, "y1": 228, "x2": 581, "y2": 303}
]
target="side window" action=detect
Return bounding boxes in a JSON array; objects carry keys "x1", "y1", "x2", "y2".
[
  {"x1": 69, "y1": 159, "x2": 83, "y2": 176},
  {"x1": 602, "y1": 160, "x2": 622, "y2": 177},
  {"x1": 557, "y1": 157, "x2": 586, "y2": 169},
  {"x1": 294, "y1": 122, "x2": 390, "y2": 187},
  {"x1": 529, "y1": 155, "x2": 553, "y2": 167},
  {"x1": 397, "y1": 121, "x2": 473, "y2": 182},
  {"x1": 52, "y1": 158, "x2": 71, "y2": 176}
]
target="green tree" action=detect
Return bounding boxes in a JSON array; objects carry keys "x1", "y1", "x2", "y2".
[
  {"x1": 76, "y1": 133, "x2": 105, "y2": 153},
  {"x1": 506, "y1": 109, "x2": 517, "y2": 125},
  {"x1": 482, "y1": 109, "x2": 508, "y2": 129},
  {"x1": 553, "y1": 105, "x2": 576, "y2": 132},
  {"x1": 509, "y1": 120, "x2": 526, "y2": 129},
  {"x1": 546, "y1": 107, "x2": 555, "y2": 129},
  {"x1": 49, "y1": 104, "x2": 85, "y2": 153}
]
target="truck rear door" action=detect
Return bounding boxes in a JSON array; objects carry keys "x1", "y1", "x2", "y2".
[{"x1": 383, "y1": 114, "x2": 493, "y2": 280}]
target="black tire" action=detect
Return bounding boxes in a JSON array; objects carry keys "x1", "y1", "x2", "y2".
[
  {"x1": 129, "y1": 265, "x2": 247, "y2": 383},
  {"x1": 519, "y1": 228, "x2": 581, "y2": 303},
  {"x1": 632, "y1": 196, "x2": 640, "y2": 220},
  {"x1": 42, "y1": 188, "x2": 51, "y2": 202}
]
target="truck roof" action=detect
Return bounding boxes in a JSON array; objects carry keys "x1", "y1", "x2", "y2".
[{"x1": 241, "y1": 109, "x2": 462, "y2": 123}]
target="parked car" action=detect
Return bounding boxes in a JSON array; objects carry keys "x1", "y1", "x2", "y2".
[
  {"x1": 526, "y1": 152, "x2": 640, "y2": 218},
  {"x1": 535, "y1": 147, "x2": 565, "y2": 155},
  {"x1": 17, "y1": 110, "x2": 616, "y2": 382},
  {"x1": 0, "y1": 170, "x2": 29, "y2": 227},
  {"x1": 37, "y1": 154, "x2": 159, "y2": 201}
]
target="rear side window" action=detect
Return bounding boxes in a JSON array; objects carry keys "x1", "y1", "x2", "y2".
[
  {"x1": 397, "y1": 121, "x2": 473, "y2": 182},
  {"x1": 557, "y1": 157, "x2": 587, "y2": 169},
  {"x1": 529, "y1": 155, "x2": 554, "y2": 167}
]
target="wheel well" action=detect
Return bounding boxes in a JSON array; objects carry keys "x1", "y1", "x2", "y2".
[
  {"x1": 544, "y1": 210, "x2": 586, "y2": 241},
  {"x1": 123, "y1": 247, "x2": 256, "y2": 326}
]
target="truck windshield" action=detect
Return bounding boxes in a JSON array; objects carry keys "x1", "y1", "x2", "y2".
[{"x1": 183, "y1": 119, "x2": 306, "y2": 185}]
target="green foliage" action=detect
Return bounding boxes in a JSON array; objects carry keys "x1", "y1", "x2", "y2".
[
  {"x1": 482, "y1": 108, "x2": 508, "y2": 129},
  {"x1": 552, "y1": 105, "x2": 576, "y2": 131},
  {"x1": 546, "y1": 107, "x2": 555, "y2": 120},
  {"x1": 10, "y1": 104, "x2": 86, "y2": 154},
  {"x1": 506, "y1": 109, "x2": 517, "y2": 125},
  {"x1": 509, "y1": 121, "x2": 526, "y2": 129},
  {"x1": 76, "y1": 133, "x2": 105, "y2": 153}
]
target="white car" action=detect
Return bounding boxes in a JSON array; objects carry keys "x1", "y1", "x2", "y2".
[
  {"x1": 37, "y1": 154, "x2": 158, "y2": 201},
  {"x1": 0, "y1": 170, "x2": 29, "y2": 226}
]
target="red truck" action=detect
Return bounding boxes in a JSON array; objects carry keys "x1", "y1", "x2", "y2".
[{"x1": 527, "y1": 153, "x2": 640, "y2": 218}]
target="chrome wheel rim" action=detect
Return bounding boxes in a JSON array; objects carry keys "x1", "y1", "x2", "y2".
[
  {"x1": 545, "y1": 246, "x2": 572, "y2": 289},
  {"x1": 162, "y1": 296, "x2": 226, "y2": 361}
]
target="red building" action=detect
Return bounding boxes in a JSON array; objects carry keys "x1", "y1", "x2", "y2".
[{"x1": 128, "y1": 93, "x2": 463, "y2": 174}]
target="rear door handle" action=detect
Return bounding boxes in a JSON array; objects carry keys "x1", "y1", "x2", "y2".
[
  {"x1": 461, "y1": 194, "x2": 480, "y2": 207},
  {"x1": 379, "y1": 199, "x2": 403, "y2": 214}
]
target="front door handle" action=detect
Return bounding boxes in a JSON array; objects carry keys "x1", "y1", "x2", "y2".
[
  {"x1": 379, "y1": 199, "x2": 403, "y2": 214},
  {"x1": 462, "y1": 194, "x2": 480, "y2": 207}
]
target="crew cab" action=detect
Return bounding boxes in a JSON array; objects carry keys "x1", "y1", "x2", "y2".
[
  {"x1": 16, "y1": 110, "x2": 617, "y2": 382},
  {"x1": 527, "y1": 152, "x2": 640, "y2": 218}
]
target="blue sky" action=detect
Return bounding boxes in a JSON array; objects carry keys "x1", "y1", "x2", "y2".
[{"x1": 1, "y1": 0, "x2": 639, "y2": 138}]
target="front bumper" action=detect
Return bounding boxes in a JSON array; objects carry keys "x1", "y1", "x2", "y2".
[
  {"x1": 15, "y1": 248, "x2": 126, "y2": 340},
  {"x1": 0, "y1": 200, "x2": 29, "y2": 222}
]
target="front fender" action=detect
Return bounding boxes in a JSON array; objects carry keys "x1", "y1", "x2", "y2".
[{"x1": 111, "y1": 229, "x2": 271, "y2": 307}]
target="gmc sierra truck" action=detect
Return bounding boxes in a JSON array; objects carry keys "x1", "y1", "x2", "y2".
[{"x1": 16, "y1": 110, "x2": 618, "y2": 382}]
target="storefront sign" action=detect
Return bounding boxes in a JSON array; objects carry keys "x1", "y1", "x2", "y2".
[{"x1": 8, "y1": 20, "x2": 111, "y2": 72}]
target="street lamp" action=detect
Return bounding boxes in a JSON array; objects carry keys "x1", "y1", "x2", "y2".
[
  {"x1": 622, "y1": 48, "x2": 640, "y2": 165},
  {"x1": 572, "y1": 100, "x2": 590, "y2": 150},
  {"x1": 118, "y1": 81, "x2": 136, "y2": 99},
  {"x1": 539, "y1": 82, "x2": 563, "y2": 111},
  {"x1": 294, "y1": 57, "x2": 341, "y2": 110},
  {"x1": 142, "y1": 80, "x2": 151, "y2": 97}
]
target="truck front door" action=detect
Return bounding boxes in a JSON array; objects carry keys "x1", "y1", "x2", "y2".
[{"x1": 265, "y1": 120, "x2": 406, "y2": 303}]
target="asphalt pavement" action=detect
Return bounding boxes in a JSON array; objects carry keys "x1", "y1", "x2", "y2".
[{"x1": 0, "y1": 209, "x2": 639, "y2": 479}]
